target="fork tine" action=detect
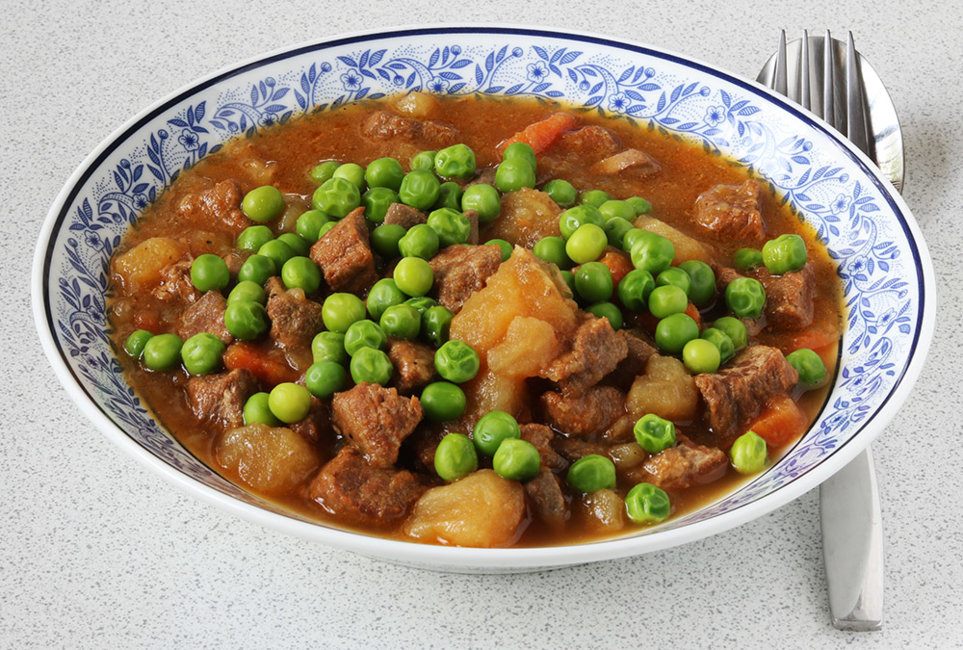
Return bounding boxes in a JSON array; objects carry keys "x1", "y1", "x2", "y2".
[
  {"x1": 773, "y1": 30, "x2": 788, "y2": 96},
  {"x1": 800, "y1": 30, "x2": 811, "y2": 110},
  {"x1": 822, "y1": 30, "x2": 837, "y2": 128},
  {"x1": 845, "y1": 31, "x2": 872, "y2": 157}
]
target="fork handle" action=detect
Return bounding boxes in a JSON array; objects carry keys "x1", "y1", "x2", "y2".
[{"x1": 820, "y1": 447, "x2": 884, "y2": 630}]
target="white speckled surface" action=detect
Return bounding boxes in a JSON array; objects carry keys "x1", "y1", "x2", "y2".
[{"x1": 3, "y1": 0, "x2": 961, "y2": 647}]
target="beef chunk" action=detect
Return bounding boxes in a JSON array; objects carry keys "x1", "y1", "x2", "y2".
[
  {"x1": 309, "y1": 207, "x2": 378, "y2": 293},
  {"x1": 185, "y1": 369, "x2": 257, "y2": 428},
  {"x1": 383, "y1": 202, "x2": 427, "y2": 228},
  {"x1": 525, "y1": 469, "x2": 569, "y2": 530},
  {"x1": 176, "y1": 290, "x2": 232, "y2": 345},
  {"x1": 520, "y1": 423, "x2": 567, "y2": 471},
  {"x1": 609, "y1": 328, "x2": 658, "y2": 384},
  {"x1": 331, "y1": 383, "x2": 422, "y2": 468},
  {"x1": 693, "y1": 179, "x2": 767, "y2": 242},
  {"x1": 151, "y1": 259, "x2": 199, "y2": 303},
  {"x1": 289, "y1": 396, "x2": 330, "y2": 444},
  {"x1": 539, "y1": 386, "x2": 625, "y2": 437},
  {"x1": 307, "y1": 446, "x2": 425, "y2": 526},
  {"x1": 176, "y1": 178, "x2": 247, "y2": 231},
  {"x1": 264, "y1": 277, "x2": 324, "y2": 350},
  {"x1": 551, "y1": 436, "x2": 610, "y2": 464},
  {"x1": 386, "y1": 338, "x2": 436, "y2": 394},
  {"x1": 404, "y1": 425, "x2": 447, "y2": 473},
  {"x1": 750, "y1": 264, "x2": 816, "y2": 331},
  {"x1": 643, "y1": 438, "x2": 728, "y2": 489},
  {"x1": 428, "y1": 243, "x2": 502, "y2": 313},
  {"x1": 591, "y1": 148, "x2": 661, "y2": 179},
  {"x1": 694, "y1": 345, "x2": 799, "y2": 443},
  {"x1": 551, "y1": 125, "x2": 621, "y2": 161},
  {"x1": 463, "y1": 209, "x2": 480, "y2": 245},
  {"x1": 541, "y1": 315, "x2": 628, "y2": 397},
  {"x1": 361, "y1": 111, "x2": 458, "y2": 146}
]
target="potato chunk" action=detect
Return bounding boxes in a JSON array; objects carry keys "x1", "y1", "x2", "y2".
[
  {"x1": 626, "y1": 355, "x2": 699, "y2": 422},
  {"x1": 487, "y1": 316, "x2": 561, "y2": 377},
  {"x1": 215, "y1": 424, "x2": 320, "y2": 495},
  {"x1": 404, "y1": 470, "x2": 525, "y2": 547},
  {"x1": 112, "y1": 236, "x2": 186, "y2": 292},
  {"x1": 576, "y1": 489, "x2": 626, "y2": 534}
]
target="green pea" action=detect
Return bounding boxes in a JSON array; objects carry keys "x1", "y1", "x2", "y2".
[
  {"x1": 762, "y1": 233, "x2": 807, "y2": 274},
  {"x1": 312, "y1": 177, "x2": 361, "y2": 218},
  {"x1": 309, "y1": 160, "x2": 340, "y2": 184},
  {"x1": 142, "y1": 333, "x2": 183, "y2": 371},
  {"x1": 566, "y1": 454, "x2": 617, "y2": 493},
  {"x1": 655, "y1": 313, "x2": 699, "y2": 354},
  {"x1": 362, "y1": 187, "x2": 400, "y2": 223},
  {"x1": 558, "y1": 204, "x2": 605, "y2": 239},
  {"x1": 621, "y1": 228, "x2": 650, "y2": 253},
  {"x1": 305, "y1": 360, "x2": 348, "y2": 399},
  {"x1": 472, "y1": 410, "x2": 521, "y2": 456},
  {"x1": 366, "y1": 278, "x2": 406, "y2": 321},
  {"x1": 421, "y1": 381, "x2": 467, "y2": 422},
  {"x1": 678, "y1": 260, "x2": 716, "y2": 307},
  {"x1": 312, "y1": 331, "x2": 347, "y2": 364},
  {"x1": 124, "y1": 329, "x2": 153, "y2": 358},
  {"x1": 434, "y1": 143, "x2": 476, "y2": 180},
  {"x1": 399, "y1": 170, "x2": 441, "y2": 210},
  {"x1": 461, "y1": 184, "x2": 501, "y2": 223},
  {"x1": 618, "y1": 269, "x2": 655, "y2": 311},
  {"x1": 332, "y1": 162, "x2": 365, "y2": 189},
  {"x1": 494, "y1": 159, "x2": 536, "y2": 192},
  {"x1": 574, "y1": 261, "x2": 613, "y2": 303},
  {"x1": 633, "y1": 413, "x2": 676, "y2": 453},
  {"x1": 579, "y1": 189, "x2": 610, "y2": 208},
  {"x1": 599, "y1": 200, "x2": 635, "y2": 222},
  {"x1": 296, "y1": 209, "x2": 331, "y2": 242},
  {"x1": 281, "y1": 256, "x2": 322, "y2": 293},
  {"x1": 730, "y1": 430, "x2": 768, "y2": 474},
  {"x1": 586, "y1": 302, "x2": 623, "y2": 330},
  {"x1": 241, "y1": 185, "x2": 285, "y2": 223},
  {"x1": 655, "y1": 267, "x2": 691, "y2": 295},
  {"x1": 268, "y1": 382, "x2": 312, "y2": 424},
  {"x1": 434, "y1": 433, "x2": 478, "y2": 481},
  {"x1": 434, "y1": 181, "x2": 463, "y2": 211},
  {"x1": 236, "y1": 225, "x2": 274, "y2": 253},
  {"x1": 393, "y1": 257, "x2": 434, "y2": 297},
  {"x1": 725, "y1": 277, "x2": 766, "y2": 318},
  {"x1": 542, "y1": 178, "x2": 577, "y2": 207},
  {"x1": 190, "y1": 254, "x2": 230, "y2": 292},
  {"x1": 371, "y1": 223, "x2": 406, "y2": 259},
  {"x1": 404, "y1": 296, "x2": 439, "y2": 316},
  {"x1": 434, "y1": 339, "x2": 479, "y2": 384},
  {"x1": 625, "y1": 482, "x2": 671, "y2": 524},
  {"x1": 427, "y1": 207, "x2": 470, "y2": 247},
  {"x1": 410, "y1": 150, "x2": 436, "y2": 172},
  {"x1": 734, "y1": 247, "x2": 763, "y2": 270},
  {"x1": 486, "y1": 238, "x2": 513, "y2": 262},
  {"x1": 343, "y1": 319, "x2": 387, "y2": 356},
  {"x1": 533, "y1": 236, "x2": 572, "y2": 269},
  {"x1": 492, "y1": 438, "x2": 540, "y2": 482},
  {"x1": 322, "y1": 292, "x2": 366, "y2": 333},
  {"x1": 604, "y1": 217, "x2": 634, "y2": 248},
  {"x1": 379, "y1": 304, "x2": 421, "y2": 340},
  {"x1": 786, "y1": 348, "x2": 827, "y2": 387},
  {"x1": 398, "y1": 223, "x2": 440, "y2": 260},
  {"x1": 349, "y1": 347, "x2": 393, "y2": 385},
  {"x1": 629, "y1": 231, "x2": 675, "y2": 274},
  {"x1": 237, "y1": 254, "x2": 277, "y2": 285},
  {"x1": 565, "y1": 223, "x2": 607, "y2": 264},
  {"x1": 317, "y1": 222, "x2": 336, "y2": 238},
  {"x1": 224, "y1": 301, "x2": 269, "y2": 340},
  {"x1": 243, "y1": 392, "x2": 280, "y2": 426},
  {"x1": 277, "y1": 233, "x2": 309, "y2": 257},
  {"x1": 258, "y1": 239, "x2": 295, "y2": 270},
  {"x1": 502, "y1": 141, "x2": 536, "y2": 171},
  {"x1": 625, "y1": 196, "x2": 652, "y2": 215},
  {"x1": 713, "y1": 316, "x2": 748, "y2": 351},
  {"x1": 559, "y1": 270, "x2": 576, "y2": 295},
  {"x1": 422, "y1": 305, "x2": 454, "y2": 346},
  {"x1": 365, "y1": 157, "x2": 404, "y2": 190},
  {"x1": 700, "y1": 327, "x2": 735, "y2": 364},
  {"x1": 648, "y1": 284, "x2": 688, "y2": 318},
  {"x1": 180, "y1": 332, "x2": 225, "y2": 375},
  {"x1": 682, "y1": 338, "x2": 721, "y2": 374}
]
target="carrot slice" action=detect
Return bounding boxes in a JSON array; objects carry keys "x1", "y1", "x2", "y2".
[
  {"x1": 684, "y1": 302, "x2": 702, "y2": 329},
  {"x1": 497, "y1": 112, "x2": 579, "y2": 155},
  {"x1": 223, "y1": 341, "x2": 297, "y2": 386},
  {"x1": 597, "y1": 248, "x2": 633, "y2": 286},
  {"x1": 748, "y1": 395, "x2": 808, "y2": 448},
  {"x1": 789, "y1": 321, "x2": 840, "y2": 352}
]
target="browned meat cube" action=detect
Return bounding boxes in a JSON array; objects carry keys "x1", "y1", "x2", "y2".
[
  {"x1": 539, "y1": 386, "x2": 625, "y2": 437},
  {"x1": 428, "y1": 243, "x2": 502, "y2": 313},
  {"x1": 176, "y1": 290, "x2": 233, "y2": 345},
  {"x1": 331, "y1": 383, "x2": 423, "y2": 468},
  {"x1": 488, "y1": 188, "x2": 562, "y2": 248},
  {"x1": 642, "y1": 438, "x2": 728, "y2": 490},
  {"x1": 309, "y1": 208, "x2": 378, "y2": 293},
  {"x1": 386, "y1": 338, "x2": 436, "y2": 394},
  {"x1": 264, "y1": 277, "x2": 324, "y2": 350},
  {"x1": 550, "y1": 125, "x2": 621, "y2": 161},
  {"x1": 694, "y1": 345, "x2": 799, "y2": 444},
  {"x1": 185, "y1": 368, "x2": 258, "y2": 428},
  {"x1": 289, "y1": 396, "x2": 330, "y2": 444},
  {"x1": 361, "y1": 111, "x2": 458, "y2": 146},
  {"x1": 608, "y1": 328, "x2": 658, "y2": 384},
  {"x1": 176, "y1": 178, "x2": 247, "y2": 231},
  {"x1": 383, "y1": 203, "x2": 426, "y2": 229},
  {"x1": 750, "y1": 264, "x2": 816, "y2": 331},
  {"x1": 405, "y1": 425, "x2": 447, "y2": 473},
  {"x1": 693, "y1": 179, "x2": 767, "y2": 242},
  {"x1": 151, "y1": 259, "x2": 199, "y2": 303},
  {"x1": 550, "y1": 436, "x2": 611, "y2": 464},
  {"x1": 591, "y1": 148, "x2": 661, "y2": 179},
  {"x1": 520, "y1": 423, "x2": 567, "y2": 471},
  {"x1": 463, "y1": 209, "x2": 480, "y2": 245},
  {"x1": 541, "y1": 315, "x2": 628, "y2": 397},
  {"x1": 525, "y1": 469, "x2": 569, "y2": 530},
  {"x1": 307, "y1": 446, "x2": 426, "y2": 527}
]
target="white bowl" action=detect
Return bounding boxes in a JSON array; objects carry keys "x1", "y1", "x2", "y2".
[{"x1": 33, "y1": 25, "x2": 935, "y2": 573}]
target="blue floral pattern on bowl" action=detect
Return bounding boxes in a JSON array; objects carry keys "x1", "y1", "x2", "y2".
[{"x1": 36, "y1": 27, "x2": 932, "y2": 550}]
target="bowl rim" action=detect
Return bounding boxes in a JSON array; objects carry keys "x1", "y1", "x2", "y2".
[{"x1": 32, "y1": 23, "x2": 936, "y2": 569}]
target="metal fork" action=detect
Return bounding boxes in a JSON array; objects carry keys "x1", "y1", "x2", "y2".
[{"x1": 759, "y1": 30, "x2": 886, "y2": 631}]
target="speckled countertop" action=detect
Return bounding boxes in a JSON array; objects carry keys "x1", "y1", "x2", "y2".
[{"x1": 3, "y1": 1, "x2": 961, "y2": 647}]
